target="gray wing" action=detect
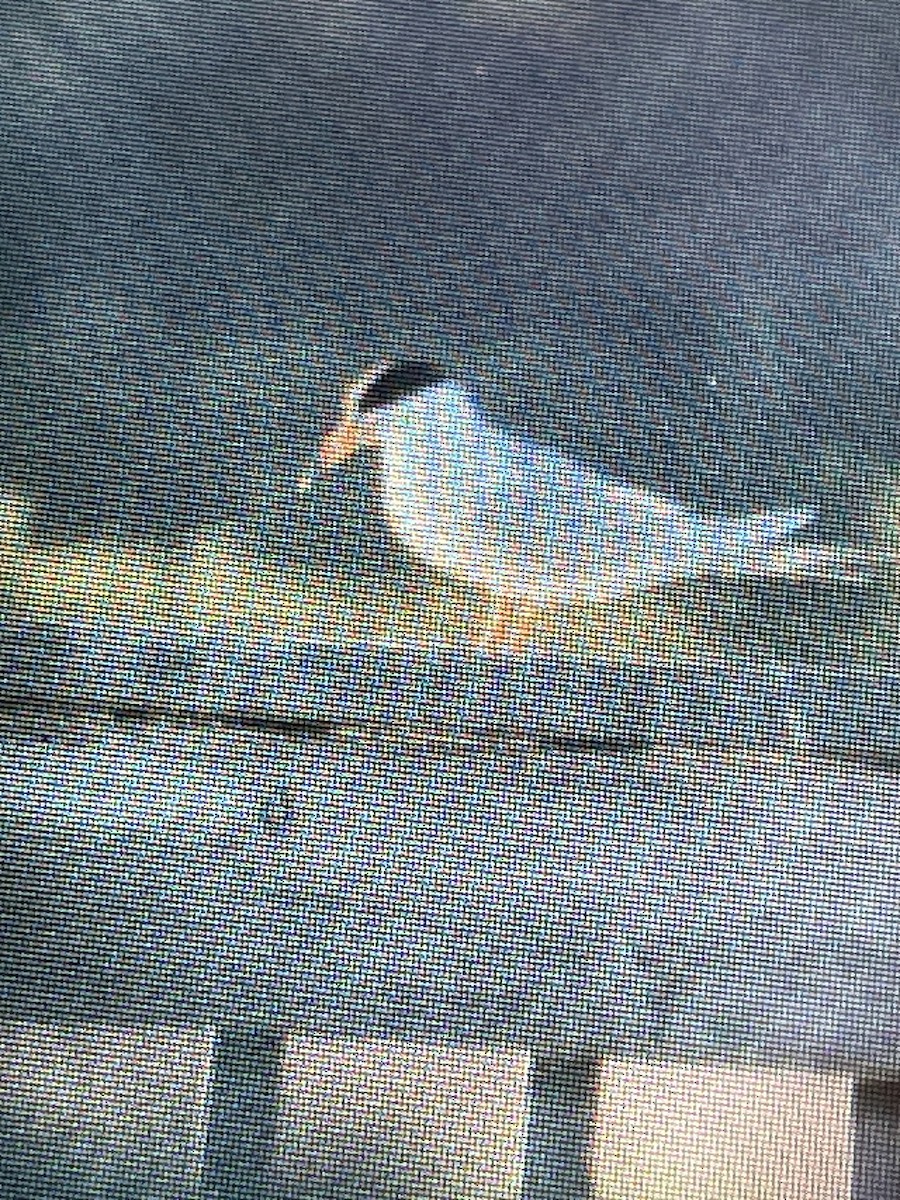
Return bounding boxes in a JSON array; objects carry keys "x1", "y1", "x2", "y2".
[
  {"x1": 385, "y1": 386, "x2": 814, "y2": 595},
  {"x1": 444, "y1": 405, "x2": 716, "y2": 588}
]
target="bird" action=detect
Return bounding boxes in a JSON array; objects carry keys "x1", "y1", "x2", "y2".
[{"x1": 305, "y1": 358, "x2": 870, "y2": 651}]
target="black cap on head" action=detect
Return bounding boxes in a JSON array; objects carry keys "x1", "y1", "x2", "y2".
[{"x1": 357, "y1": 360, "x2": 449, "y2": 412}]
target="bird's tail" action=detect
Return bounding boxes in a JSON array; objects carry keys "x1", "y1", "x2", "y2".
[
  {"x1": 733, "y1": 507, "x2": 817, "y2": 544},
  {"x1": 740, "y1": 540, "x2": 893, "y2": 583},
  {"x1": 720, "y1": 507, "x2": 895, "y2": 582}
]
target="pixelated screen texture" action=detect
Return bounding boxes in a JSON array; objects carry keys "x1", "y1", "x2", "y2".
[{"x1": 3, "y1": 1, "x2": 900, "y2": 1196}]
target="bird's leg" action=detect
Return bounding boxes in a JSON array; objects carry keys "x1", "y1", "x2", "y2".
[
  {"x1": 505, "y1": 600, "x2": 542, "y2": 653},
  {"x1": 478, "y1": 597, "x2": 541, "y2": 654},
  {"x1": 478, "y1": 597, "x2": 515, "y2": 652}
]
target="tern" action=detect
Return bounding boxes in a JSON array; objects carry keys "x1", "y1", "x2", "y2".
[{"x1": 306, "y1": 359, "x2": 868, "y2": 650}]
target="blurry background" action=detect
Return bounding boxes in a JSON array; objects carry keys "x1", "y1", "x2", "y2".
[
  {"x1": 2, "y1": 0, "x2": 900, "y2": 658},
  {"x1": 2, "y1": 12, "x2": 899, "y2": 1195}
]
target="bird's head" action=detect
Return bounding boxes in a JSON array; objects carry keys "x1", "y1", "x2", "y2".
[{"x1": 317, "y1": 359, "x2": 448, "y2": 471}]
